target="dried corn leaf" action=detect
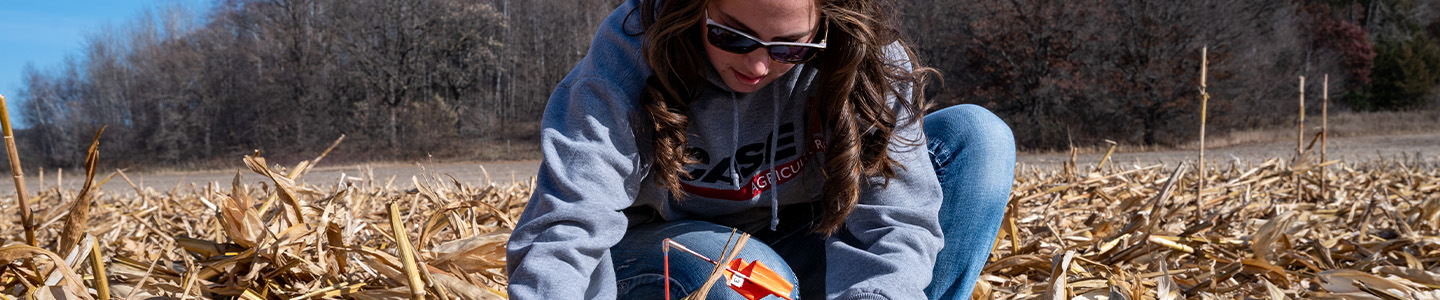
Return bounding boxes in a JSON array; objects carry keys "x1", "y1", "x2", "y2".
[
  {"x1": 1043, "y1": 250, "x2": 1075, "y2": 300},
  {"x1": 1155, "y1": 262, "x2": 1181, "y2": 300},
  {"x1": 57, "y1": 127, "x2": 104, "y2": 256},
  {"x1": 1252, "y1": 209, "x2": 1298, "y2": 261},
  {"x1": 0, "y1": 244, "x2": 92, "y2": 299},
  {"x1": 430, "y1": 229, "x2": 511, "y2": 272},
  {"x1": 1265, "y1": 278, "x2": 1291, "y2": 300},
  {"x1": 221, "y1": 174, "x2": 265, "y2": 248},
  {"x1": 1319, "y1": 269, "x2": 1419, "y2": 298},
  {"x1": 243, "y1": 155, "x2": 306, "y2": 225},
  {"x1": 1375, "y1": 266, "x2": 1440, "y2": 288},
  {"x1": 430, "y1": 271, "x2": 505, "y2": 300},
  {"x1": 34, "y1": 286, "x2": 83, "y2": 300}
]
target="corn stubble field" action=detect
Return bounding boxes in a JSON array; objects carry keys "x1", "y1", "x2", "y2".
[{"x1": 2, "y1": 136, "x2": 1439, "y2": 299}]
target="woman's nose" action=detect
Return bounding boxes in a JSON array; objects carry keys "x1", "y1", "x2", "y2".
[{"x1": 744, "y1": 49, "x2": 770, "y2": 76}]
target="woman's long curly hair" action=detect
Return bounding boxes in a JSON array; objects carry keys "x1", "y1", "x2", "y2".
[{"x1": 636, "y1": 0, "x2": 935, "y2": 236}]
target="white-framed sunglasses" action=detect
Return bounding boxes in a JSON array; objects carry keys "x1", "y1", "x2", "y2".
[{"x1": 704, "y1": 10, "x2": 827, "y2": 64}]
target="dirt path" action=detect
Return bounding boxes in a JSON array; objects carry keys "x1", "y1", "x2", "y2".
[{"x1": 2, "y1": 133, "x2": 1436, "y2": 196}]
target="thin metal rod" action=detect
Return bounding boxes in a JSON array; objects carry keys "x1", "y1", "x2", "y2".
[
  {"x1": 665, "y1": 239, "x2": 718, "y2": 265},
  {"x1": 665, "y1": 241, "x2": 671, "y2": 300}
]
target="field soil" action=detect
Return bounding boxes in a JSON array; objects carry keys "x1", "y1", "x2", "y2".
[{"x1": 2, "y1": 132, "x2": 1436, "y2": 195}]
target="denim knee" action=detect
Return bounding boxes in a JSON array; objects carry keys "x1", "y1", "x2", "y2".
[
  {"x1": 923, "y1": 104, "x2": 1015, "y2": 166},
  {"x1": 924, "y1": 104, "x2": 1015, "y2": 186}
]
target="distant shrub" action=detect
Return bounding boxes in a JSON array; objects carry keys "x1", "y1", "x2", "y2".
[
  {"x1": 1306, "y1": 2, "x2": 1376, "y2": 89},
  {"x1": 1355, "y1": 34, "x2": 1440, "y2": 111}
]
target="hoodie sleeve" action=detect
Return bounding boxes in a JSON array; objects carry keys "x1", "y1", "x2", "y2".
[
  {"x1": 825, "y1": 43, "x2": 945, "y2": 300},
  {"x1": 505, "y1": 0, "x2": 652, "y2": 299}
]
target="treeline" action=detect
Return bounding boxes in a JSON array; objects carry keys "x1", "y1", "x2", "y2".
[
  {"x1": 15, "y1": 0, "x2": 1440, "y2": 168},
  {"x1": 16, "y1": 0, "x2": 611, "y2": 167},
  {"x1": 900, "y1": 0, "x2": 1440, "y2": 148}
]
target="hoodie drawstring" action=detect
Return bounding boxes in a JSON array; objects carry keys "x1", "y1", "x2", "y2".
[
  {"x1": 729, "y1": 92, "x2": 742, "y2": 189},
  {"x1": 768, "y1": 86, "x2": 780, "y2": 231},
  {"x1": 731, "y1": 88, "x2": 783, "y2": 232}
]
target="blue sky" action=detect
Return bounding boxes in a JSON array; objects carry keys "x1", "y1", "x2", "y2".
[{"x1": 0, "y1": 1, "x2": 209, "y2": 128}]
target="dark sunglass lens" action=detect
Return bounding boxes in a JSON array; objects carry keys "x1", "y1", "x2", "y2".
[
  {"x1": 769, "y1": 46, "x2": 817, "y2": 63},
  {"x1": 707, "y1": 25, "x2": 760, "y2": 53}
]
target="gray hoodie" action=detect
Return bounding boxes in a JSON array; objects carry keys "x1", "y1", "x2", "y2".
[{"x1": 504, "y1": 0, "x2": 943, "y2": 299}]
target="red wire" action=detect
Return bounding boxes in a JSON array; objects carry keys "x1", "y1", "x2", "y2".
[{"x1": 664, "y1": 245, "x2": 672, "y2": 300}]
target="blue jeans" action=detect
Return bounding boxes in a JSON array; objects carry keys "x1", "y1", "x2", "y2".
[{"x1": 613, "y1": 104, "x2": 1016, "y2": 299}]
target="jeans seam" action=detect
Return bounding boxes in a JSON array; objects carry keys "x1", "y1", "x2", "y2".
[{"x1": 928, "y1": 141, "x2": 950, "y2": 184}]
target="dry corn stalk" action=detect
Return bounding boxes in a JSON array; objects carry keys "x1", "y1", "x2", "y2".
[
  {"x1": 989, "y1": 155, "x2": 1440, "y2": 299},
  {"x1": 0, "y1": 128, "x2": 1434, "y2": 299},
  {"x1": 0, "y1": 137, "x2": 524, "y2": 298},
  {"x1": 0, "y1": 93, "x2": 36, "y2": 247}
]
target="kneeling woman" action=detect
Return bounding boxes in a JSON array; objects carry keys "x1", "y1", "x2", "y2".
[{"x1": 505, "y1": 0, "x2": 1015, "y2": 298}]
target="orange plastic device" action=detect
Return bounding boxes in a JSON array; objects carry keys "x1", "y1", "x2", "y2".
[{"x1": 723, "y1": 258, "x2": 795, "y2": 300}]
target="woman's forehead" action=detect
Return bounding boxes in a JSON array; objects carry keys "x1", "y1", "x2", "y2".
[{"x1": 711, "y1": 0, "x2": 820, "y2": 41}]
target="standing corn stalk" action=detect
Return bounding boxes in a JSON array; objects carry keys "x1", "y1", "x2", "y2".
[
  {"x1": 1321, "y1": 74, "x2": 1329, "y2": 201},
  {"x1": 1295, "y1": 77, "x2": 1305, "y2": 202},
  {"x1": 1196, "y1": 47, "x2": 1210, "y2": 218},
  {"x1": 0, "y1": 94, "x2": 35, "y2": 246},
  {"x1": 1297, "y1": 76, "x2": 1305, "y2": 157}
]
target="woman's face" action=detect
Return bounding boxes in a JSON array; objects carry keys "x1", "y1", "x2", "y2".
[{"x1": 703, "y1": 0, "x2": 821, "y2": 93}]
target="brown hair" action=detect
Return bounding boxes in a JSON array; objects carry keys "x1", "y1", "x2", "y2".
[{"x1": 636, "y1": 0, "x2": 934, "y2": 236}]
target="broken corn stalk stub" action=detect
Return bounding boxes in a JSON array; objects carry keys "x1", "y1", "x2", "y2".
[
  {"x1": 0, "y1": 94, "x2": 36, "y2": 247},
  {"x1": 58, "y1": 127, "x2": 105, "y2": 256},
  {"x1": 389, "y1": 200, "x2": 426, "y2": 300},
  {"x1": 91, "y1": 238, "x2": 109, "y2": 300}
]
